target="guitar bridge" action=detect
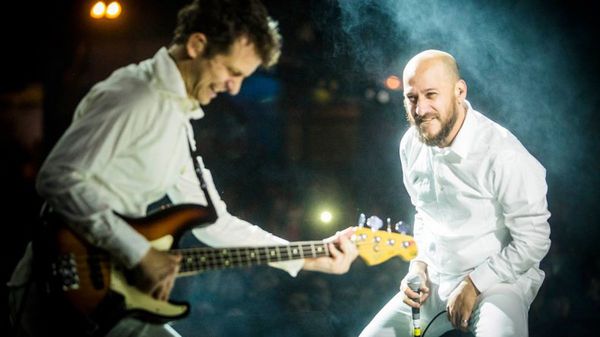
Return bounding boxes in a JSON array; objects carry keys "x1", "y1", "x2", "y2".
[{"x1": 51, "y1": 253, "x2": 80, "y2": 291}]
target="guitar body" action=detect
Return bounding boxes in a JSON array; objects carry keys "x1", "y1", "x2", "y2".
[{"x1": 44, "y1": 204, "x2": 217, "y2": 331}]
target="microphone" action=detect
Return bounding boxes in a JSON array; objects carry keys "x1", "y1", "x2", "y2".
[{"x1": 407, "y1": 273, "x2": 422, "y2": 337}]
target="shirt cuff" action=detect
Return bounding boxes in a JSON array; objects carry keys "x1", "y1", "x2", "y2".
[
  {"x1": 469, "y1": 262, "x2": 501, "y2": 293},
  {"x1": 103, "y1": 212, "x2": 151, "y2": 269},
  {"x1": 268, "y1": 259, "x2": 305, "y2": 277}
]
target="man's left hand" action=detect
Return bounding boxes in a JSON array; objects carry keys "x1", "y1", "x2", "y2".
[
  {"x1": 446, "y1": 275, "x2": 480, "y2": 332},
  {"x1": 302, "y1": 227, "x2": 358, "y2": 274}
]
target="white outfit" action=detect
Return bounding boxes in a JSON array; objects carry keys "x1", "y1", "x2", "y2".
[
  {"x1": 8, "y1": 47, "x2": 303, "y2": 337},
  {"x1": 361, "y1": 101, "x2": 551, "y2": 337}
]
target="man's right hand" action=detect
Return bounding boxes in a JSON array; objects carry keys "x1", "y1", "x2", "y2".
[
  {"x1": 130, "y1": 247, "x2": 182, "y2": 301},
  {"x1": 400, "y1": 261, "x2": 430, "y2": 309}
]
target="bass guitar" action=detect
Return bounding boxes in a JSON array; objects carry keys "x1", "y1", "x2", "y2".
[{"x1": 40, "y1": 204, "x2": 416, "y2": 334}]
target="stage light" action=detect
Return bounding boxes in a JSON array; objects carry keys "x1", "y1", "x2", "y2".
[
  {"x1": 90, "y1": 1, "x2": 106, "y2": 19},
  {"x1": 320, "y1": 211, "x2": 333, "y2": 224},
  {"x1": 106, "y1": 1, "x2": 122, "y2": 19},
  {"x1": 385, "y1": 75, "x2": 401, "y2": 90},
  {"x1": 90, "y1": 1, "x2": 122, "y2": 19}
]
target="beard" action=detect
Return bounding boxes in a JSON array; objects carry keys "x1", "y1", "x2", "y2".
[{"x1": 406, "y1": 100, "x2": 460, "y2": 147}]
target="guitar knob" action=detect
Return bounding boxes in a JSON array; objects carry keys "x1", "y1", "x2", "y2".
[
  {"x1": 357, "y1": 213, "x2": 366, "y2": 227},
  {"x1": 367, "y1": 216, "x2": 383, "y2": 231},
  {"x1": 395, "y1": 221, "x2": 409, "y2": 234}
]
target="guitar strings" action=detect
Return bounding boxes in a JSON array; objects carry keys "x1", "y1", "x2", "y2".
[{"x1": 61, "y1": 239, "x2": 404, "y2": 265}]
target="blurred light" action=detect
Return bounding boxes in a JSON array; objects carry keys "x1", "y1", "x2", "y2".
[
  {"x1": 385, "y1": 75, "x2": 402, "y2": 90},
  {"x1": 90, "y1": 1, "x2": 122, "y2": 19},
  {"x1": 90, "y1": 1, "x2": 106, "y2": 19},
  {"x1": 376, "y1": 90, "x2": 390, "y2": 104},
  {"x1": 106, "y1": 1, "x2": 122, "y2": 19},
  {"x1": 319, "y1": 211, "x2": 333, "y2": 224}
]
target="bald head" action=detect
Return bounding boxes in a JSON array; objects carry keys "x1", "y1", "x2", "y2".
[
  {"x1": 401, "y1": 49, "x2": 468, "y2": 147},
  {"x1": 403, "y1": 49, "x2": 460, "y2": 85}
]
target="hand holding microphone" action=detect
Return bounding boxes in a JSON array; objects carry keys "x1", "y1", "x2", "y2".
[
  {"x1": 402, "y1": 267, "x2": 429, "y2": 337},
  {"x1": 407, "y1": 273, "x2": 422, "y2": 337}
]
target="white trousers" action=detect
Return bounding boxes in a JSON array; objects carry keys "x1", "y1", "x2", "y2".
[{"x1": 359, "y1": 271, "x2": 530, "y2": 337}]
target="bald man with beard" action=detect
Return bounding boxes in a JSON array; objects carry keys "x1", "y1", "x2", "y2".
[{"x1": 360, "y1": 50, "x2": 551, "y2": 337}]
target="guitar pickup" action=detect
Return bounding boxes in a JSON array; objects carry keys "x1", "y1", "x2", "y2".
[{"x1": 51, "y1": 253, "x2": 80, "y2": 291}]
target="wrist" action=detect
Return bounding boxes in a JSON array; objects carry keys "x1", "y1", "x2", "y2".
[
  {"x1": 466, "y1": 275, "x2": 481, "y2": 296},
  {"x1": 409, "y1": 260, "x2": 428, "y2": 275}
]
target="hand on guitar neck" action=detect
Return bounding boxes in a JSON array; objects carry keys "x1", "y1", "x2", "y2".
[
  {"x1": 302, "y1": 227, "x2": 359, "y2": 274},
  {"x1": 130, "y1": 248, "x2": 182, "y2": 301}
]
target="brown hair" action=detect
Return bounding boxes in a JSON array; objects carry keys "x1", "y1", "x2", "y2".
[{"x1": 172, "y1": 0, "x2": 282, "y2": 68}]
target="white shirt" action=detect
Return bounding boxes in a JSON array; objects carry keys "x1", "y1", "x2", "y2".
[
  {"x1": 10, "y1": 47, "x2": 303, "y2": 285},
  {"x1": 400, "y1": 101, "x2": 551, "y2": 302}
]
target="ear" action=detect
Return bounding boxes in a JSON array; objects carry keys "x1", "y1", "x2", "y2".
[
  {"x1": 186, "y1": 33, "x2": 208, "y2": 59},
  {"x1": 455, "y1": 79, "x2": 467, "y2": 99}
]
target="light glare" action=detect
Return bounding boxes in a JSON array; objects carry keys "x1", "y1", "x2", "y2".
[
  {"x1": 385, "y1": 75, "x2": 401, "y2": 90},
  {"x1": 320, "y1": 211, "x2": 333, "y2": 223},
  {"x1": 106, "y1": 2, "x2": 122, "y2": 19},
  {"x1": 90, "y1": 1, "x2": 106, "y2": 19}
]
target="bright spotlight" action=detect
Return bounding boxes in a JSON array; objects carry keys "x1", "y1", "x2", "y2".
[
  {"x1": 90, "y1": 1, "x2": 122, "y2": 20},
  {"x1": 320, "y1": 211, "x2": 333, "y2": 224},
  {"x1": 90, "y1": 1, "x2": 106, "y2": 19},
  {"x1": 106, "y1": 1, "x2": 122, "y2": 19}
]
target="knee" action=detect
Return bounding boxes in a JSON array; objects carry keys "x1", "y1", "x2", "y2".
[{"x1": 470, "y1": 286, "x2": 528, "y2": 337}]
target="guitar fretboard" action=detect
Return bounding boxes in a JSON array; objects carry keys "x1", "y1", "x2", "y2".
[{"x1": 176, "y1": 241, "x2": 329, "y2": 276}]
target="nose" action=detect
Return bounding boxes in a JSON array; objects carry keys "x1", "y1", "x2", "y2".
[
  {"x1": 415, "y1": 100, "x2": 430, "y2": 116},
  {"x1": 226, "y1": 77, "x2": 243, "y2": 95}
]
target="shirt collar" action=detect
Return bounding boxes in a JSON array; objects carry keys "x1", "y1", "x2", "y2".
[
  {"x1": 152, "y1": 47, "x2": 205, "y2": 120},
  {"x1": 446, "y1": 99, "x2": 476, "y2": 159}
]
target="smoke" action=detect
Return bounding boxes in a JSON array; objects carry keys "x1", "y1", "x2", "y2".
[{"x1": 334, "y1": 0, "x2": 600, "y2": 246}]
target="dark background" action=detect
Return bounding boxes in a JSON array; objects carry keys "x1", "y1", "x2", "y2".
[{"x1": 2, "y1": 0, "x2": 599, "y2": 336}]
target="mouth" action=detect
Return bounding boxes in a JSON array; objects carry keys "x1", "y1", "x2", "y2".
[{"x1": 416, "y1": 117, "x2": 436, "y2": 126}]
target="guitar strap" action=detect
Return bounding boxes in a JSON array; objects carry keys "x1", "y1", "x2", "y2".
[
  {"x1": 148, "y1": 135, "x2": 218, "y2": 218},
  {"x1": 187, "y1": 138, "x2": 218, "y2": 220}
]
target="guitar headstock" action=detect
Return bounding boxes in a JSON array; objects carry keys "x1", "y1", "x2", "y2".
[{"x1": 352, "y1": 214, "x2": 417, "y2": 266}]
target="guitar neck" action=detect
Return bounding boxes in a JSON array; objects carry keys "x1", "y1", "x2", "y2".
[{"x1": 176, "y1": 241, "x2": 329, "y2": 276}]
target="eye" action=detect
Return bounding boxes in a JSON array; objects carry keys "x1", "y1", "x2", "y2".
[
  {"x1": 406, "y1": 95, "x2": 417, "y2": 104},
  {"x1": 228, "y1": 67, "x2": 243, "y2": 77},
  {"x1": 425, "y1": 92, "x2": 437, "y2": 99}
]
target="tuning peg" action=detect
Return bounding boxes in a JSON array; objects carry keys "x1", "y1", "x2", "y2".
[
  {"x1": 395, "y1": 221, "x2": 409, "y2": 234},
  {"x1": 357, "y1": 213, "x2": 366, "y2": 227},
  {"x1": 386, "y1": 218, "x2": 392, "y2": 232},
  {"x1": 366, "y1": 215, "x2": 383, "y2": 231}
]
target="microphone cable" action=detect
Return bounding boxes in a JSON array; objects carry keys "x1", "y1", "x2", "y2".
[{"x1": 422, "y1": 310, "x2": 447, "y2": 337}]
